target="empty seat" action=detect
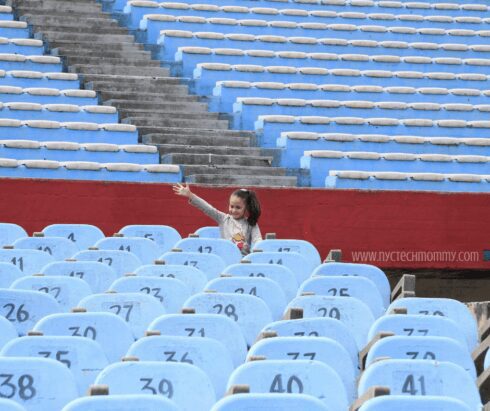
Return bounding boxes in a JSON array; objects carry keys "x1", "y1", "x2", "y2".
[
  {"x1": 286, "y1": 295, "x2": 375, "y2": 349},
  {"x1": 10, "y1": 275, "x2": 91, "y2": 312},
  {"x1": 12, "y1": 236, "x2": 78, "y2": 261},
  {"x1": 223, "y1": 262, "x2": 298, "y2": 301},
  {"x1": 358, "y1": 359, "x2": 482, "y2": 410},
  {"x1": 0, "y1": 248, "x2": 54, "y2": 275},
  {"x1": 243, "y1": 251, "x2": 311, "y2": 284},
  {"x1": 41, "y1": 260, "x2": 117, "y2": 294},
  {"x1": 148, "y1": 313, "x2": 247, "y2": 367},
  {"x1": 311, "y1": 262, "x2": 391, "y2": 308},
  {"x1": 78, "y1": 292, "x2": 165, "y2": 338},
  {"x1": 0, "y1": 262, "x2": 24, "y2": 288},
  {"x1": 248, "y1": 336, "x2": 356, "y2": 399},
  {"x1": 388, "y1": 297, "x2": 478, "y2": 350},
  {"x1": 227, "y1": 359, "x2": 348, "y2": 410},
  {"x1": 33, "y1": 311, "x2": 134, "y2": 363},
  {"x1": 93, "y1": 360, "x2": 215, "y2": 411},
  {"x1": 0, "y1": 289, "x2": 61, "y2": 336},
  {"x1": 72, "y1": 249, "x2": 142, "y2": 277},
  {"x1": 42, "y1": 224, "x2": 104, "y2": 251},
  {"x1": 358, "y1": 396, "x2": 473, "y2": 411},
  {"x1": 95, "y1": 237, "x2": 160, "y2": 265},
  {"x1": 126, "y1": 335, "x2": 233, "y2": 397},
  {"x1": 365, "y1": 336, "x2": 476, "y2": 378},
  {"x1": 109, "y1": 276, "x2": 190, "y2": 313},
  {"x1": 206, "y1": 276, "x2": 287, "y2": 320},
  {"x1": 194, "y1": 226, "x2": 220, "y2": 238},
  {"x1": 174, "y1": 238, "x2": 242, "y2": 266},
  {"x1": 0, "y1": 357, "x2": 78, "y2": 410},
  {"x1": 160, "y1": 251, "x2": 226, "y2": 281},
  {"x1": 0, "y1": 223, "x2": 27, "y2": 247},
  {"x1": 211, "y1": 393, "x2": 331, "y2": 411},
  {"x1": 118, "y1": 224, "x2": 182, "y2": 254},
  {"x1": 0, "y1": 315, "x2": 17, "y2": 349},
  {"x1": 299, "y1": 276, "x2": 385, "y2": 317},
  {"x1": 61, "y1": 394, "x2": 179, "y2": 411},
  {"x1": 135, "y1": 262, "x2": 207, "y2": 295},
  {"x1": 184, "y1": 292, "x2": 273, "y2": 346},
  {"x1": 0, "y1": 335, "x2": 109, "y2": 395},
  {"x1": 253, "y1": 239, "x2": 321, "y2": 267}
]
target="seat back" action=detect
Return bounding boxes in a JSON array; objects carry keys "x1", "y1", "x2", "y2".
[
  {"x1": 286, "y1": 295, "x2": 375, "y2": 350},
  {"x1": 253, "y1": 239, "x2": 321, "y2": 268},
  {"x1": 148, "y1": 313, "x2": 247, "y2": 367},
  {"x1": 358, "y1": 396, "x2": 472, "y2": 411},
  {"x1": 73, "y1": 250, "x2": 142, "y2": 277},
  {"x1": 184, "y1": 292, "x2": 273, "y2": 346},
  {"x1": 311, "y1": 262, "x2": 390, "y2": 308},
  {"x1": 10, "y1": 275, "x2": 91, "y2": 312},
  {"x1": 160, "y1": 251, "x2": 225, "y2": 281},
  {"x1": 0, "y1": 357, "x2": 78, "y2": 411},
  {"x1": 94, "y1": 361, "x2": 215, "y2": 411},
  {"x1": 0, "y1": 315, "x2": 17, "y2": 349},
  {"x1": 110, "y1": 276, "x2": 190, "y2": 313},
  {"x1": 0, "y1": 262, "x2": 24, "y2": 288},
  {"x1": 1, "y1": 335, "x2": 109, "y2": 395},
  {"x1": 42, "y1": 224, "x2": 104, "y2": 251},
  {"x1": 0, "y1": 289, "x2": 61, "y2": 335},
  {"x1": 194, "y1": 226, "x2": 220, "y2": 238},
  {"x1": 135, "y1": 263, "x2": 206, "y2": 295},
  {"x1": 78, "y1": 292, "x2": 165, "y2": 338},
  {"x1": 0, "y1": 223, "x2": 27, "y2": 247},
  {"x1": 127, "y1": 335, "x2": 233, "y2": 398},
  {"x1": 95, "y1": 237, "x2": 160, "y2": 265},
  {"x1": 174, "y1": 238, "x2": 242, "y2": 266},
  {"x1": 0, "y1": 249, "x2": 53, "y2": 276},
  {"x1": 0, "y1": 398, "x2": 26, "y2": 411},
  {"x1": 119, "y1": 224, "x2": 181, "y2": 254},
  {"x1": 33, "y1": 311, "x2": 134, "y2": 363},
  {"x1": 211, "y1": 393, "x2": 331, "y2": 411},
  {"x1": 61, "y1": 394, "x2": 179, "y2": 411},
  {"x1": 13, "y1": 237, "x2": 78, "y2": 261},
  {"x1": 41, "y1": 260, "x2": 116, "y2": 294},
  {"x1": 227, "y1": 360, "x2": 348, "y2": 410},
  {"x1": 205, "y1": 276, "x2": 287, "y2": 320}
]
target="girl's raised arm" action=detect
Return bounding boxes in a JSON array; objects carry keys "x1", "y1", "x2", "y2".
[{"x1": 172, "y1": 183, "x2": 225, "y2": 223}]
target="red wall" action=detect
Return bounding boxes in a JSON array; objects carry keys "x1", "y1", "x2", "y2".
[{"x1": 2, "y1": 178, "x2": 490, "y2": 270}]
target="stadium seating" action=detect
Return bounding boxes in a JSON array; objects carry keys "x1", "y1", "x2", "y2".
[
  {"x1": 194, "y1": 226, "x2": 220, "y2": 238},
  {"x1": 212, "y1": 393, "x2": 332, "y2": 410},
  {"x1": 0, "y1": 248, "x2": 53, "y2": 276},
  {"x1": 118, "y1": 225, "x2": 182, "y2": 254},
  {"x1": 252, "y1": 238, "x2": 321, "y2": 266},
  {"x1": 358, "y1": 396, "x2": 473, "y2": 411},
  {"x1": 13, "y1": 236, "x2": 78, "y2": 261},
  {"x1": 62, "y1": 394, "x2": 179, "y2": 411},
  {"x1": 42, "y1": 224, "x2": 105, "y2": 251},
  {"x1": 0, "y1": 315, "x2": 18, "y2": 349},
  {"x1": 174, "y1": 237, "x2": 242, "y2": 266},
  {"x1": 0, "y1": 223, "x2": 27, "y2": 247},
  {"x1": 0, "y1": 262, "x2": 24, "y2": 288},
  {"x1": 0, "y1": 399, "x2": 25, "y2": 411},
  {"x1": 160, "y1": 250, "x2": 226, "y2": 280},
  {"x1": 73, "y1": 249, "x2": 142, "y2": 277},
  {"x1": 95, "y1": 237, "x2": 161, "y2": 265}
]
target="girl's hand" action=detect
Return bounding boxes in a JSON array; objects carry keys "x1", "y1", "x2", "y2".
[{"x1": 173, "y1": 183, "x2": 192, "y2": 198}]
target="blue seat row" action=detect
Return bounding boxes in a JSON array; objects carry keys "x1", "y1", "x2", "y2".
[
  {"x1": 0, "y1": 21, "x2": 30, "y2": 39},
  {"x1": 0, "y1": 87, "x2": 98, "y2": 105},
  {"x1": 0, "y1": 54, "x2": 62, "y2": 73},
  {"x1": 0, "y1": 70, "x2": 80, "y2": 89},
  {"x1": 0, "y1": 38, "x2": 45, "y2": 55}
]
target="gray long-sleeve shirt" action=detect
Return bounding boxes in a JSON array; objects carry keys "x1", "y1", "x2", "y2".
[{"x1": 189, "y1": 194, "x2": 262, "y2": 255}]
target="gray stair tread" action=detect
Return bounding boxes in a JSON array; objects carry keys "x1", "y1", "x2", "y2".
[
  {"x1": 186, "y1": 174, "x2": 297, "y2": 187},
  {"x1": 156, "y1": 144, "x2": 262, "y2": 156},
  {"x1": 69, "y1": 65, "x2": 170, "y2": 76},
  {"x1": 65, "y1": 56, "x2": 159, "y2": 66},
  {"x1": 53, "y1": 49, "x2": 151, "y2": 59},
  {"x1": 100, "y1": 92, "x2": 197, "y2": 102},
  {"x1": 48, "y1": 40, "x2": 145, "y2": 50},
  {"x1": 106, "y1": 100, "x2": 206, "y2": 110},
  {"x1": 181, "y1": 164, "x2": 287, "y2": 177},
  {"x1": 33, "y1": 25, "x2": 129, "y2": 34},
  {"x1": 82, "y1": 74, "x2": 181, "y2": 84},
  {"x1": 142, "y1": 133, "x2": 251, "y2": 147},
  {"x1": 163, "y1": 152, "x2": 273, "y2": 166},
  {"x1": 124, "y1": 117, "x2": 229, "y2": 129}
]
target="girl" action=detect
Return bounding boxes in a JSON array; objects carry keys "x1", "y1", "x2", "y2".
[{"x1": 173, "y1": 183, "x2": 262, "y2": 255}]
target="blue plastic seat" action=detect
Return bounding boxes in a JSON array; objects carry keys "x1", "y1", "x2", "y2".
[
  {"x1": 366, "y1": 336, "x2": 476, "y2": 378},
  {"x1": 261, "y1": 318, "x2": 359, "y2": 368},
  {"x1": 118, "y1": 224, "x2": 182, "y2": 254},
  {"x1": 0, "y1": 249, "x2": 54, "y2": 275},
  {"x1": 248, "y1": 336, "x2": 356, "y2": 399},
  {"x1": 73, "y1": 249, "x2": 142, "y2": 277},
  {"x1": 95, "y1": 237, "x2": 160, "y2": 265},
  {"x1": 388, "y1": 297, "x2": 479, "y2": 350},
  {"x1": 227, "y1": 359, "x2": 348, "y2": 410},
  {"x1": 109, "y1": 276, "x2": 190, "y2": 313},
  {"x1": 358, "y1": 396, "x2": 472, "y2": 411},
  {"x1": 368, "y1": 314, "x2": 468, "y2": 351},
  {"x1": 174, "y1": 238, "x2": 242, "y2": 266},
  {"x1": 0, "y1": 262, "x2": 25, "y2": 288},
  {"x1": 252, "y1": 239, "x2": 321, "y2": 268},
  {"x1": 0, "y1": 357, "x2": 78, "y2": 411},
  {"x1": 243, "y1": 251, "x2": 311, "y2": 284},
  {"x1": 42, "y1": 224, "x2": 104, "y2": 251},
  {"x1": 223, "y1": 262, "x2": 298, "y2": 301},
  {"x1": 299, "y1": 276, "x2": 385, "y2": 317},
  {"x1": 194, "y1": 226, "x2": 220, "y2": 238},
  {"x1": 286, "y1": 295, "x2": 375, "y2": 350},
  {"x1": 0, "y1": 223, "x2": 27, "y2": 247},
  {"x1": 61, "y1": 394, "x2": 179, "y2": 411},
  {"x1": 311, "y1": 262, "x2": 391, "y2": 308},
  {"x1": 135, "y1": 263, "x2": 207, "y2": 295},
  {"x1": 78, "y1": 292, "x2": 165, "y2": 338},
  {"x1": 0, "y1": 289, "x2": 61, "y2": 336},
  {"x1": 41, "y1": 260, "x2": 117, "y2": 294},
  {"x1": 184, "y1": 292, "x2": 273, "y2": 346},
  {"x1": 160, "y1": 251, "x2": 226, "y2": 281},
  {"x1": 211, "y1": 393, "x2": 332, "y2": 411},
  {"x1": 0, "y1": 315, "x2": 17, "y2": 349},
  {"x1": 10, "y1": 275, "x2": 92, "y2": 312},
  {"x1": 94, "y1": 360, "x2": 216, "y2": 411},
  {"x1": 358, "y1": 359, "x2": 482, "y2": 410},
  {"x1": 148, "y1": 313, "x2": 247, "y2": 367},
  {"x1": 0, "y1": 398, "x2": 26, "y2": 411},
  {"x1": 126, "y1": 335, "x2": 234, "y2": 398},
  {"x1": 33, "y1": 311, "x2": 134, "y2": 363},
  {"x1": 12, "y1": 237, "x2": 78, "y2": 261},
  {"x1": 206, "y1": 276, "x2": 287, "y2": 320},
  {"x1": 1, "y1": 335, "x2": 109, "y2": 395}
]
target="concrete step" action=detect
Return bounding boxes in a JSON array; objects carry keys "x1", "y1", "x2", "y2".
[
  {"x1": 47, "y1": 40, "x2": 145, "y2": 52},
  {"x1": 141, "y1": 130, "x2": 253, "y2": 147},
  {"x1": 36, "y1": 31, "x2": 135, "y2": 43},
  {"x1": 15, "y1": 1, "x2": 103, "y2": 12},
  {"x1": 156, "y1": 143, "x2": 263, "y2": 157},
  {"x1": 32, "y1": 24, "x2": 129, "y2": 35},
  {"x1": 52, "y1": 48, "x2": 152, "y2": 60},
  {"x1": 99, "y1": 91, "x2": 196, "y2": 103},
  {"x1": 181, "y1": 164, "x2": 287, "y2": 177},
  {"x1": 69, "y1": 65, "x2": 170, "y2": 76},
  {"x1": 107, "y1": 100, "x2": 208, "y2": 112},
  {"x1": 14, "y1": 6, "x2": 110, "y2": 18},
  {"x1": 65, "y1": 56, "x2": 159, "y2": 67},
  {"x1": 163, "y1": 152, "x2": 273, "y2": 167},
  {"x1": 90, "y1": 83, "x2": 189, "y2": 96},
  {"x1": 82, "y1": 74, "x2": 180, "y2": 87},
  {"x1": 186, "y1": 174, "x2": 297, "y2": 187},
  {"x1": 22, "y1": 15, "x2": 117, "y2": 26},
  {"x1": 123, "y1": 117, "x2": 229, "y2": 129},
  {"x1": 120, "y1": 110, "x2": 219, "y2": 121}
]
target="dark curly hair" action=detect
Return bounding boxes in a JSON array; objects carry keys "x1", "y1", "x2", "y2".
[{"x1": 232, "y1": 189, "x2": 261, "y2": 226}]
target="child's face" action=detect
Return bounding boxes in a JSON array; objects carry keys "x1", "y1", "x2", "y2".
[{"x1": 229, "y1": 195, "x2": 246, "y2": 220}]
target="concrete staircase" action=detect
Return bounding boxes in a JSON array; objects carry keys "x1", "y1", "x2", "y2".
[{"x1": 10, "y1": 0, "x2": 297, "y2": 187}]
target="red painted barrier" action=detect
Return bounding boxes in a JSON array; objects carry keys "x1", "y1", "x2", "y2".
[{"x1": 2, "y1": 178, "x2": 489, "y2": 270}]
